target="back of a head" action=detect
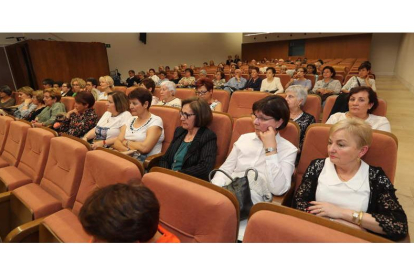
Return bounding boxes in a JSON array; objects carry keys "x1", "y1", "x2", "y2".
[{"x1": 79, "y1": 183, "x2": 160, "y2": 243}]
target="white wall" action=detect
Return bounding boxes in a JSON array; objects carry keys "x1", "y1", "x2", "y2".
[
  {"x1": 370, "y1": 33, "x2": 402, "y2": 76},
  {"x1": 0, "y1": 33, "x2": 242, "y2": 80},
  {"x1": 395, "y1": 33, "x2": 414, "y2": 93}
]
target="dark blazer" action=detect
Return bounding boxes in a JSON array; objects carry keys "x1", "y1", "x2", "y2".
[
  {"x1": 158, "y1": 126, "x2": 217, "y2": 181},
  {"x1": 244, "y1": 77, "x2": 263, "y2": 91},
  {"x1": 126, "y1": 76, "x2": 140, "y2": 87}
]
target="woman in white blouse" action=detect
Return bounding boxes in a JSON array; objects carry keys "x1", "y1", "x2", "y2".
[
  {"x1": 156, "y1": 81, "x2": 182, "y2": 108},
  {"x1": 260, "y1": 67, "x2": 284, "y2": 94},
  {"x1": 293, "y1": 119, "x2": 407, "y2": 241},
  {"x1": 83, "y1": 92, "x2": 132, "y2": 149},
  {"x1": 326, "y1": 86, "x2": 391, "y2": 132},
  {"x1": 98, "y1": 76, "x2": 114, "y2": 100},
  {"x1": 211, "y1": 95, "x2": 297, "y2": 204},
  {"x1": 312, "y1": 66, "x2": 342, "y2": 103},
  {"x1": 113, "y1": 88, "x2": 164, "y2": 162}
]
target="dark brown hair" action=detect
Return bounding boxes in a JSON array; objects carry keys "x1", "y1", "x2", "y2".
[
  {"x1": 181, "y1": 97, "x2": 213, "y2": 127},
  {"x1": 195, "y1": 77, "x2": 213, "y2": 92},
  {"x1": 141, "y1": 78, "x2": 156, "y2": 93},
  {"x1": 128, "y1": 87, "x2": 153, "y2": 109},
  {"x1": 44, "y1": 88, "x2": 62, "y2": 102},
  {"x1": 74, "y1": 91, "x2": 95, "y2": 108},
  {"x1": 347, "y1": 86, "x2": 379, "y2": 113},
  {"x1": 79, "y1": 182, "x2": 160, "y2": 243},
  {"x1": 110, "y1": 91, "x2": 130, "y2": 114},
  {"x1": 252, "y1": 95, "x2": 290, "y2": 130}
]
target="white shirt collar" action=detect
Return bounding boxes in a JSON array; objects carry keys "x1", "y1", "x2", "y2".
[{"x1": 324, "y1": 158, "x2": 369, "y2": 191}]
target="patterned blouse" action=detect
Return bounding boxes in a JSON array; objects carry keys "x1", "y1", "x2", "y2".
[
  {"x1": 178, "y1": 77, "x2": 196, "y2": 88},
  {"x1": 293, "y1": 158, "x2": 408, "y2": 241},
  {"x1": 213, "y1": 79, "x2": 226, "y2": 89},
  {"x1": 58, "y1": 108, "x2": 98, "y2": 138}
]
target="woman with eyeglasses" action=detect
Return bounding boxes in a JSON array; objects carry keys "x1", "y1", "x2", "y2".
[
  {"x1": 31, "y1": 88, "x2": 66, "y2": 127},
  {"x1": 195, "y1": 78, "x2": 222, "y2": 112},
  {"x1": 61, "y1": 82, "x2": 73, "y2": 97},
  {"x1": 155, "y1": 81, "x2": 181, "y2": 108},
  {"x1": 211, "y1": 95, "x2": 297, "y2": 204},
  {"x1": 285, "y1": 67, "x2": 312, "y2": 92},
  {"x1": 71, "y1": 78, "x2": 86, "y2": 97},
  {"x1": 158, "y1": 97, "x2": 217, "y2": 181}
]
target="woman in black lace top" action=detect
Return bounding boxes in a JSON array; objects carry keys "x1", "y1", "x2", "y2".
[{"x1": 293, "y1": 118, "x2": 407, "y2": 241}]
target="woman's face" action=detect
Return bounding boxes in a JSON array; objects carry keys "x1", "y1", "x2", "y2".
[
  {"x1": 173, "y1": 71, "x2": 179, "y2": 79},
  {"x1": 106, "y1": 95, "x2": 117, "y2": 114},
  {"x1": 72, "y1": 81, "x2": 81, "y2": 93},
  {"x1": 43, "y1": 92, "x2": 55, "y2": 107},
  {"x1": 196, "y1": 85, "x2": 212, "y2": 102},
  {"x1": 348, "y1": 91, "x2": 374, "y2": 117},
  {"x1": 358, "y1": 68, "x2": 370, "y2": 78},
  {"x1": 285, "y1": 91, "x2": 302, "y2": 111},
  {"x1": 129, "y1": 98, "x2": 147, "y2": 116},
  {"x1": 32, "y1": 95, "x2": 40, "y2": 105},
  {"x1": 180, "y1": 104, "x2": 196, "y2": 130},
  {"x1": 74, "y1": 102, "x2": 88, "y2": 113},
  {"x1": 296, "y1": 68, "x2": 305, "y2": 78},
  {"x1": 185, "y1": 71, "x2": 191, "y2": 77},
  {"x1": 323, "y1": 69, "x2": 333, "y2": 79},
  {"x1": 160, "y1": 85, "x2": 172, "y2": 100},
  {"x1": 99, "y1": 80, "x2": 108, "y2": 90},
  {"x1": 307, "y1": 66, "x2": 314, "y2": 74},
  {"x1": 328, "y1": 129, "x2": 366, "y2": 167},
  {"x1": 252, "y1": 110, "x2": 282, "y2": 134},
  {"x1": 19, "y1": 92, "x2": 31, "y2": 101},
  {"x1": 62, "y1": 83, "x2": 70, "y2": 93},
  {"x1": 251, "y1": 69, "x2": 258, "y2": 78},
  {"x1": 215, "y1": 72, "x2": 222, "y2": 80},
  {"x1": 149, "y1": 70, "x2": 155, "y2": 76},
  {"x1": 266, "y1": 70, "x2": 274, "y2": 79}
]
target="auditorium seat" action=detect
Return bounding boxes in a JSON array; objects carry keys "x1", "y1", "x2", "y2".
[
  {"x1": 175, "y1": 88, "x2": 196, "y2": 100},
  {"x1": 243, "y1": 203, "x2": 391, "y2": 243},
  {"x1": 227, "y1": 91, "x2": 268, "y2": 120},
  {"x1": 113, "y1": 86, "x2": 127, "y2": 94},
  {"x1": 143, "y1": 167, "x2": 239, "y2": 243},
  {"x1": 209, "y1": 112, "x2": 233, "y2": 167},
  {"x1": 126, "y1": 86, "x2": 137, "y2": 96},
  {"x1": 277, "y1": 93, "x2": 322, "y2": 122},
  {"x1": 34, "y1": 148, "x2": 144, "y2": 243},
  {"x1": 275, "y1": 74, "x2": 291, "y2": 87},
  {"x1": 0, "y1": 127, "x2": 57, "y2": 193},
  {"x1": 305, "y1": 74, "x2": 316, "y2": 88},
  {"x1": 283, "y1": 123, "x2": 399, "y2": 207},
  {"x1": 0, "y1": 121, "x2": 30, "y2": 169},
  {"x1": 322, "y1": 95, "x2": 388, "y2": 123},
  {"x1": 61, "y1": 97, "x2": 75, "y2": 112},
  {"x1": 213, "y1": 89, "x2": 230, "y2": 113},
  {"x1": 0, "y1": 116, "x2": 14, "y2": 154},
  {"x1": 93, "y1": 100, "x2": 108, "y2": 120}
]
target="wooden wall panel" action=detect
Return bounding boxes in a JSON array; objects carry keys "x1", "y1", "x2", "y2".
[
  {"x1": 6, "y1": 40, "x2": 110, "y2": 90},
  {"x1": 242, "y1": 34, "x2": 372, "y2": 61},
  {"x1": 0, "y1": 47, "x2": 16, "y2": 90}
]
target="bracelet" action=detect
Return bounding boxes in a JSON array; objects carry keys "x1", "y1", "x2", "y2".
[
  {"x1": 264, "y1": 147, "x2": 276, "y2": 154},
  {"x1": 357, "y1": 211, "x2": 364, "y2": 226}
]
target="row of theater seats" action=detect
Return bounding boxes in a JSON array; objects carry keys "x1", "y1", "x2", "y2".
[{"x1": 0, "y1": 115, "x2": 400, "y2": 242}]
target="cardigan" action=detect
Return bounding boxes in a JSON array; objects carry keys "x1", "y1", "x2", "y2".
[
  {"x1": 158, "y1": 126, "x2": 217, "y2": 181},
  {"x1": 293, "y1": 158, "x2": 408, "y2": 241}
]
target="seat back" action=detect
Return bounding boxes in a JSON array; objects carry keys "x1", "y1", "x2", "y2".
[
  {"x1": 229, "y1": 117, "x2": 299, "y2": 154},
  {"x1": 17, "y1": 127, "x2": 57, "y2": 184},
  {"x1": 126, "y1": 86, "x2": 137, "y2": 96},
  {"x1": 295, "y1": 124, "x2": 398, "y2": 193},
  {"x1": 213, "y1": 89, "x2": 230, "y2": 112},
  {"x1": 175, "y1": 88, "x2": 196, "y2": 100},
  {"x1": 277, "y1": 93, "x2": 321, "y2": 122},
  {"x1": 113, "y1": 86, "x2": 127, "y2": 94},
  {"x1": 227, "y1": 91, "x2": 268, "y2": 120},
  {"x1": 0, "y1": 121, "x2": 30, "y2": 167},
  {"x1": 322, "y1": 95, "x2": 388, "y2": 123},
  {"x1": 209, "y1": 112, "x2": 233, "y2": 167},
  {"x1": 71, "y1": 148, "x2": 144, "y2": 216},
  {"x1": 275, "y1": 74, "x2": 291, "y2": 87},
  {"x1": 93, "y1": 100, "x2": 108, "y2": 120},
  {"x1": 305, "y1": 74, "x2": 316, "y2": 88},
  {"x1": 144, "y1": 168, "x2": 239, "y2": 242},
  {"x1": 0, "y1": 116, "x2": 14, "y2": 154},
  {"x1": 61, "y1": 97, "x2": 75, "y2": 112},
  {"x1": 149, "y1": 106, "x2": 181, "y2": 152},
  {"x1": 39, "y1": 136, "x2": 90, "y2": 210},
  {"x1": 243, "y1": 203, "x2": 390, "y2": 243}
]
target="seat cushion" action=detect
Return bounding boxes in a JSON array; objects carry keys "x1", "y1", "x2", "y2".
[
  {"x1": 42, "y1": 209, "x2": 91, "y2": 243},
  {"x1": 13, "y1": 183, "x2": 62, "y2": 219},
  {"x1": 0, "y1": 166, "x2": 32, "y2": 191},
  {"x1": 0, "y1": 156, "x2": 10, "y2": 168}
]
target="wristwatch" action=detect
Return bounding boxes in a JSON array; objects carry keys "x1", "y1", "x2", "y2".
[
  {"x1": 352, "y1": 211, "x2": 359, "y2": 224},
  {"x1": 264, "y1": 147, "x2": 276, "y2": 154}
]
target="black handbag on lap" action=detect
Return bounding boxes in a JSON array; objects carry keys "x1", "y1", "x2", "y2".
[{"x1": 209, "y1": 168, "x2": 258, "y2": 220}]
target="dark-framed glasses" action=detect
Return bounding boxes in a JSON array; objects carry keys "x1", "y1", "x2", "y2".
[{"x1": 180, "y1": 111, "x2": 196, "y2": 119}]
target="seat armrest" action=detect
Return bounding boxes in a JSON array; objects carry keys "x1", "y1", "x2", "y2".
[
  {"x1": 0, "y1": 192, "x2": 12, "y2": 239},
  {"x1": 0, "y1": 191, "x2": 12, "y2": 203},
  {"x1": 4, "y1": 218, "x2": 44, "y2": 243},
  {"x1": 144, "y1": 153, "x2": 164, "y2": 170}
]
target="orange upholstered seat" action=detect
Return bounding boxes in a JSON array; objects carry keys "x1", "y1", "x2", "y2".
[
  {"x1": 0, "y1": 121, "x2": 30, "y2": 168},
  {"x1": 61, "y1": 97, "x2": 75, "y2": 112},
  {"x1": 277, "y1": 93, "x2": 322, "y2": 122},
  {"x1": 209, "y1": 112, "x2": 233, "y2": 167},
  {"x1": 175, "y1": 88, "x2": 196, "y2": 100},
  {"x1": 243, "y1": 203, "x2": 390, "y2": 243},
  {"x1": 93, "y1": 100, "x2": 108, "y2": 120},
  {"x1": 227, "y1": 91, "x2": 268, "y2": 120},
  {"x1": 213, "y1": 89, "x2": 230, "y2": 113},
  {"x1": 143, "y1": 168, "x2": 239, "y2": 243},
  {"x1": 0, "y1": 116, "x2": 14, "y2": 154},
  {"x1": 113, "y1": 86, "x2": 127, "y2": 93}
]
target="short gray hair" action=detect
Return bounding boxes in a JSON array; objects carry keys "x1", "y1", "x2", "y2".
[
  {"x1": 161, "y1": 81, "x2": 176, "y2": 95},
  {"x1": 286, "y1": 85, "x2": 308, "y2": 106}
]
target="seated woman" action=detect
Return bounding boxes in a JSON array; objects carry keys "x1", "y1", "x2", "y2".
[
  {"x1": 285, "y1": 67, "x2": 312, "y2": 92},
  {"x1": 326, "y1": 86, "x2": 390, "y2": 132},
  {"x1": 31, "y1": 88, "x2": 66, "y2": 127},
  {"x1": 211, "y1": 96, "x2": 297, "y2": 204},
  {"x1": 260, "y1": 67, "x2": 284, "y2": 93},
  {"x1": 79, "y1": 182, "x2": 180, "y2": 243},
  {"x1": 195, "y1": 78, "x2": 222, "y2": 112},
  {"x1": 158, "y1": 97, "x2": 217, "y2": 181},
  {"x1": 61, "y1": 82, "x2": 73, "y2": 97},
  {"x1": 55, "y1": 92, "x2": 98, "y2": 138},
  {"x1": 71, "y1": 78, "x2": 86, "y2": 97},
  {"x1": 285, "y1": 85, "x2": 316, "y2": 163},
  {"x1": 312, "y1": 66, "x2": 342, "y2": 103},
  {"x1": 157, "y1": 71, "x2": 169, "y2": 86},
  {"x1": 0, "y1": 85, "x2": 16, "y2": 110},
  {"x1": 113, "y1": 88, "x2": 164, "y2": 162},
  {"x1": 83, "y1": 92, "x2": 132, "y2": 149},
  {"x1": 155, "y1": 81, "x2": 182, "y2": 108},
  {"x1": 293, "y1": 119, "x2": 407, "y2": 241},
  {"x1": 171, "y1": 71, "x2": 181, "y2": 85},
  {"x1": 306, "y1": 63, "x2": 319, "y2": 82},
  {"x1": 24, "y1": 90, "x2": 46, "y2": 122},
  {"x1": 244, "y1": 66, "x2": 262, "y2": 91},
  {"x1": 177, "y1": 68, "x2": 196, "y2": 88},
  {"x1": 13, "y1": 86, "x2": 37, "y2": 119},
  {"x1": 148, "y1": 68, "x2": 160, "y2": 85},
  {"x1": 139, "y1": 77, "x2": 157, "y2": 106},
  {"x1": 98, "y1": 76, "x2": 114, "y2": 100},
  {"x1": 213, "y1": 71, "x2": 226, "y2": 89}
]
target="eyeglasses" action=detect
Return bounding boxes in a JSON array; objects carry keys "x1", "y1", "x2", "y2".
[
  {"x1": 251, "y1": 113, "x2": 274, "y2": 122},
  {"x1": 180, "y1": 111, "x2": 196, "y2": 119},
  {"x1": 195, "y1": 90, "x2": 209, "y2": 96}
]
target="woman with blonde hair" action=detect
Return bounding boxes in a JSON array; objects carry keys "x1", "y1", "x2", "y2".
[
  {"x1": 14, "y1": 86, "x2": 37, "y2": 119},
  {"x1": 98, "y1": 76, "x2": 114, "y2": 100},
  {"x1": 24, "y1": 90, "x2": 46, "y2": 122},
  {"x1": 71, "y1": 78, "x2": 86, "y2": 97}
]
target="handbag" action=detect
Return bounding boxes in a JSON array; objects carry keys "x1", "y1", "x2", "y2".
[{"x1": 209, "y1": 168, "x2": 258, "y2": 220}]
